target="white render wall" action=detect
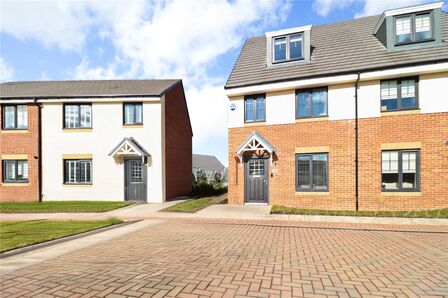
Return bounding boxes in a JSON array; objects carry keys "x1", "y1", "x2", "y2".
[
  {"x1": 41, "y1": 100, "x2": 164, "y2": 203},
  {"x1": 228, "y1": 71, "x2": 448, "y2": 128}
]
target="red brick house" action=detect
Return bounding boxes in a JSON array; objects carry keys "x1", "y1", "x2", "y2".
[{"x1": 225, "y1": 2, "x2": 448, "y2": 211}]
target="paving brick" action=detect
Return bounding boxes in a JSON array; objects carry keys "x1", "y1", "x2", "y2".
[{"x1": 1, "y1": 219, "x2": 447, "y2": 297}]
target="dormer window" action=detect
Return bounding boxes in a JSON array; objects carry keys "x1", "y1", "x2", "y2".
[
  {"x1": 273, "y1": 33, "x2": 303, "y2": 63},
  {"x1": 395, "y1": 12, "x2": 433, "y2": 45}
]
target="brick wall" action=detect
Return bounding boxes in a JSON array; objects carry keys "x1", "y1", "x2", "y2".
[
  {"x1": 0, "y1": 104, "x2": 40, "y2": 202},
  {"x1": 164, "y1": 82, "x2": 193, "y2": 200},
  {"x1": 228, "y1": 112, "x2": 448, "y2": 211}
]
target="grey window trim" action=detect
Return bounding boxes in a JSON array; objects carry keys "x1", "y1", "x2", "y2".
[
  {"x1": 1, "y1": 104, "x2": 28, "y2": 130},
  {"x1": 63, "y1": 103, "x2": 93, "y2": 129},
  {"x1": 123, "y1": 102, "x2": 143, "y2": 125},
  {"x1": 394, "y1": 10, "x2": 434, "y2": 46},
  {"x1": 380, "y1": 76, "x2": 419, "y2": 112},
  {"x1": 244, "y1": 94, "x2": 266, "y2": 123},
  {"x1": 381, "y1": 149, "x2": 420, "y2": 192},
  {"x1": 295, "y1": 153, "x2": 329, "y2": 192},
  {"x1": 295, "y1": 87, "x2": 328, "y2": 119},
  {"x1": 2, "y1": 160, "x2": 29, "y2": 183},
  {"x1": 272, "y1": 33, "x2": 304, "y2": 64},
  {"x1": 63, "y1": 159, "x2": 92, "y2": 185}
]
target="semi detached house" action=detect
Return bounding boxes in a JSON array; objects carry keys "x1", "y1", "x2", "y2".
[
  {"x1": 225, "y1": 2, "x2": 448, "y2": 211},
  {"x1": 0, "y1": 80, "x2": 192, "y2": 203}
]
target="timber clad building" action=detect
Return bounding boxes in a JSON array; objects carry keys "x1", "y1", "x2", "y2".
[
  {"x1": 0, "y1": 80, "x2": 192, "y2": 202},
  {"x1": 225, "y1": 2, "x2": 448, "y2": 211}
]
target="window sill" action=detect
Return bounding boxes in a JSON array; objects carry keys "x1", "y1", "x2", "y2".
[
  {"x1": 295, "y1": 116, "x2": 329, "y2": 123},
  {"x1": 295, "y1": 191, "x2": 329, "y2": 196},
  {"x1": 381, "y1": 192, "x2": 421, "y2": 196},
  {"x1": 123, "y1": 124, "x2": 144, "y2": 128},
  {"x1": 62, "y1": 128, "x2": 93, "y2": 132},
  {"x1": 1, "y1": 129, "x2": 29, "y2": 134},
  {"x1": 63, "y1": 184, "x2": 93, "y2": 187},
  {"x1": 381, "y1": 109, "x2": 420, "y2": 116},
  {"x1": 1, "y1": 182, "x2": 30, "y2": 187},
  {"x1": 244, "y1": 121, "x2": 266, "y2": 127}
]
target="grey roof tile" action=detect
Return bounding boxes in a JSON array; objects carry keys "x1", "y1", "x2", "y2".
[
  {"x1": 193, "y1": 154, "x2": 225, "y2": 171},
  {"x1": 225, "y1": 13, "x2": 448, "y2": 89},
  {"x1": 0, "y1": 79, "x2": 180, "y2": 99}
]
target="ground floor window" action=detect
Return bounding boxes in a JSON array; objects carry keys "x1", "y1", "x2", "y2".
[
  {"x1": 382, "y1": 150, "x2": 419, "y2": 191},
  {"x1": 296, "y1": 153, "x2": 328, "y2": 191},
  {"x1": 64, "y1": 159, "x2": 92, "y2": 184},
  {"x1": 2, "y1": 160, "x2": 28, "y2": 183}
]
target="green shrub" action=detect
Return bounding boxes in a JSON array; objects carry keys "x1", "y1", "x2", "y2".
[{"x1": 193, "y1": 173, "x2": 227, "y2": 197}]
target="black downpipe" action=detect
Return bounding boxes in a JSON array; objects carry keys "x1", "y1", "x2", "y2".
[
  {"x1": 355, "y1": 73, "x2": 360, "y2": 211},
  {"x1": 35, "y1": 98, "x2": 43, "y2": 202}
]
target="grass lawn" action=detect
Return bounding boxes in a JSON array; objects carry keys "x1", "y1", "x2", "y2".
[
  {"x1": 0, "y1": 218, "x2": 123, "y2": 253},
  {"x1": 271, "y1": 205, "x2": 448, "y2": 218},
  {"x1": 0, "y1": 201, "x2": 133, "y2": 213},
  {"x1": 161, "y1": 195, "x2": 227, "y2": 213}
]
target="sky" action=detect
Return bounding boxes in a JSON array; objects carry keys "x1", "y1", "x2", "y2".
[{"x1": 1, "y1": 0, "x2": 446, "y2": 166}]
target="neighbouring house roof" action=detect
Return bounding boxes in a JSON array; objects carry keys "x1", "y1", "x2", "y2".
[
  {"x1": 236, "y1": 132, "x2": 276, "y2": 156},
  {"x1": 193, "y1": 154, "x2": 225, "y2": 172},
  {"x1": 225, "y1": 12, "x2": 448, "y2": 89},
  {"x1": 0, "y1": 79, "x2": 181, "y2": 99},
  {"x1": 109, "y1": 137, "x2": 150, "y2": 157}
]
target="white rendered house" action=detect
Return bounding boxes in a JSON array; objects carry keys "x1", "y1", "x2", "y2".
[{"x1": 1, "y1": 80, "x2": 192, "y2": 203}]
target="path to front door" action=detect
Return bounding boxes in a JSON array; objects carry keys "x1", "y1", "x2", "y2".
[{"x1": 244, "y1": 157, "x2": 269, "y2": 204}]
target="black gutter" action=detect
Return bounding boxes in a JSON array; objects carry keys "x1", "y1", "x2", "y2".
[
  {"x1": 355, "y1": 73, "x2": 360, "y2": 211},
  {"x1": 34, "y1": 98, "x2": 42, "y2": 202}
]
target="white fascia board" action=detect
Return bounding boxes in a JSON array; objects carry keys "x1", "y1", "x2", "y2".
[
  {"x1": 0, "y1": 99, "x2": 35, "y2": 104},
  {"x1": 265, "y1": 25, "x2": 312, "y2": 38},
  {"x1": 374, "y1": 1, "x2": 444, "y2": 34},
  {"x1": 37, "y1": 96, "x2": 160, "y2": 103},
  {"x1": 226, "y1": 62, "x2": 448, "y2": 97}
]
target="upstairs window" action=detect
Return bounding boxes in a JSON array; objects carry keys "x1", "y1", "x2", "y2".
[
  {"x1": 245, "y1": 94, "x2": 265, "y2": 123},
  {"x1": 2, "y1": 160, "x2": 28, "y2": 183},
  {"x1": 296, "y1": 88, "x2": 328, "y2": 118},
  {"x1": 381, "y1": 78, "x2": 418, "y2": 112},
  {"x1": 64, "y1": 104, "x2": 92, "y2": 129},
  {"x1": 123, "y1": 103, "x2": 143, "y2": 125},
  {"x1": 273, "y1": 33, "x2": 303, "y2": 63},
  {"x1": 395, "y1": 12, "x2": 432, "y2": 45},
  {"x1": 2, "y1": 105, "x2": 28, "y2": 130}
]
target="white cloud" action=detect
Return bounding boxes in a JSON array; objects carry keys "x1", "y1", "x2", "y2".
[
  {"x1": 355, "y1": 0, "x2": 433, "y2": 17},
  {"x1": 0, "y1": 0, "x2": 96, "y2": 51},
  {"x1": 312, "y1": 0, "x2": 433, "y2": 18},
  {"x1": 0, "y1": 57, "x2": 14, "y2": 82},
  {"x1": 312, "y1": 0, "x2": 356, "y2": 17}
]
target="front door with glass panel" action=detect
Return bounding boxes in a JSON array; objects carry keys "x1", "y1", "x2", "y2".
[
  {"x1": 124, "y1": 159, "x2": 146, "y2": 202},
  {"x1": 244, "y1": 158, "x2": 268, "y2": 203}
]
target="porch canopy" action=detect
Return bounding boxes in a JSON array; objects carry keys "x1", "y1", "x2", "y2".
[
  {"x1": 109, "y1": 137, "x2": 150, "y2": 162},
  {"x1": 236, "y1": 132, "x2": 276, "y2": 163}
]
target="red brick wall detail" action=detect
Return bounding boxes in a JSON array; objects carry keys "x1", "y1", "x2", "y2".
[
  {"x1": 0, "y1": 104, "x2": 39, "y2": 202},
  {"x1": 228, "y1": 113, "x2": 448, "y2": 211},
  {"x1": 164, "y1": 83, "x2": 193, "y2": 200}
]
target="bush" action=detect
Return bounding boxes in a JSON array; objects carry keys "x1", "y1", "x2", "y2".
[{"x1": 193, "y1": 172, "x2": 227, "y2": 197}]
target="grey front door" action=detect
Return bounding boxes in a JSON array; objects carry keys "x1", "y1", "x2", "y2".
[
  {"x1": 124, "y1": 159, "x2": 146, "y2": 202},
  {"x1": 245, "y1": 158, "x2": 269, "y2": 203}
]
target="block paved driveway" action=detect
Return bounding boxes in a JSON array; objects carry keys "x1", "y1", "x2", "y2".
[{"x1": 2, "y1": 219, "x2": 448, "y2": 297}]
